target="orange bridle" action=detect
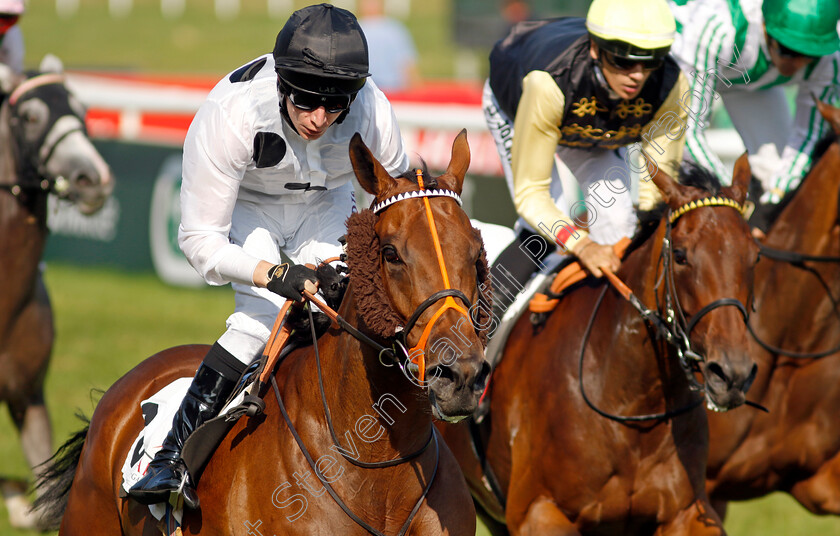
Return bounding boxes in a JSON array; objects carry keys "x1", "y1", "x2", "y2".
[
  {"x1": 373, "y1": 170, "x2": 472, "y2": 382},
  {"x1": 408, "y1": 170, "x2": 470, "y2": 382}
]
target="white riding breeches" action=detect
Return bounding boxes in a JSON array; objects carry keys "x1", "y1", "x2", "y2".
[{"x1": 217, "y1": 182, "x2": 356, "y2": 365}]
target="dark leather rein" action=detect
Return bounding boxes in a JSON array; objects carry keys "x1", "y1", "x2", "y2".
[
  {"x1": 578, "y1": 198, "x2": 753, "y2": 422},
  {"x1": 745, "y1": 244, "x2": 840, "y2": 359}
]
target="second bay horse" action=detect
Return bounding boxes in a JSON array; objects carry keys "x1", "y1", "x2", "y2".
[
  {"x1": 705, "y1": 100, "x2": 840, "y2": 517},
  {"x1": 441, "y1": 161, "x2": 759, "y2": 535}
]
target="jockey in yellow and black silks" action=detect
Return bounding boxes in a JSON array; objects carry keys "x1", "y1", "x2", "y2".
[{"x1": 484, "y1": 0, "x2": 689, "y2": 314}]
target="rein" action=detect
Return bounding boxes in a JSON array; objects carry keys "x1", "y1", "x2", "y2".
[
  {"x1": 578, "y1": 197, "x2": 752, "y2": 422},
  {"x1": 269, "y1": 305, "x2": 439, "y2": 536},
  {"x1": 743, "y1": 244, "x2": 840, "y2": 359}
]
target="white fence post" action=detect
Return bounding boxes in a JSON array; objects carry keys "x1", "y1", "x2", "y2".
[
  {"x1": 55, "y1": 0, "x2": 79, "y2": 18},
  {"x1": 332, "y1": 0, "x2": 355, "y2": 12},
  {"x1": 386, "y1": 0, "x2": 410, "y2": 19},
  {"x1": 109, "y1": 0, "x2": 132, "y2": 18},
  {"x1": 267, "y1": 0, "x2": 293, "y2": 19},
  {"x1": 161, "y1": 0, "x2": 186, "y2": 19},
  {"x1": 215, "y1": 0, "x2": 240, "y2": 20}
]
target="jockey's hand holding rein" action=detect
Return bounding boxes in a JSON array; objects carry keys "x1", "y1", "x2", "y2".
[
  {"x1": 572, "y1": 236, "x2": 621, "y2": 278},
  {"x1": 253, "y1": 259, "x2": 318, "y2": 302}
]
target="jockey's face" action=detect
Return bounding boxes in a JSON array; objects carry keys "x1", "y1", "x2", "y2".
[
  {"x1": 285, "y1": 96, "x2": 343, "y2": 141},
  {"x1": 765, "y1": 30, "x2": 817, "y2": 77},
  {"x1": 590, "y1": 42, "x2": 654, "y2": 100}
]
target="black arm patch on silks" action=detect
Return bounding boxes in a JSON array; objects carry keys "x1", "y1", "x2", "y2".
[
  {"x1": 253, "y1": 131, "x2": 287, "y2": 168},
  {"x1": 229, "y1": 58, "x2": 267, "y2": 83}
]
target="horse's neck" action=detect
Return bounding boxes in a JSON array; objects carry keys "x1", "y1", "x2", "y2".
[
  {"x1": 767, "y1": 143, "x2": 840, "y2": 255},
  {"x1": 756, "y1": 143, "x2": 840, "y2": 338},
  {"x1": 605, "y1": 222, "x2": 687, "y2": 393},
  {"x1": 0, "y1": 100, "x2": 47, "y2": 326},
  {"x1": 296, "y1": 284, "x2": 433, "y2": 460}
]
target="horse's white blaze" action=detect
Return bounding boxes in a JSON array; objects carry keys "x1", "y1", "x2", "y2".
[{"x1": 44, "y1": 117, "x2": 113, "y2": 214}]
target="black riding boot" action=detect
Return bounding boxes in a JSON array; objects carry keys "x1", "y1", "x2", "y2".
[
  {"x1": 490, "y1": 229, "x2": 551, "y2": 319},
  {"x1": 128, "y1": 345, "x2": 244, "y2": 508}
]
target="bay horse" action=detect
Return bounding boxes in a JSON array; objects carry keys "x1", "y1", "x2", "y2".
[
  {"x1": 35, "y1": 131, "x2": 491, "y2": 535},
  {"x1": 0, "y1": 59, "x2": 113, "y2": 529},
  {"x1": 439, "y1": 161, "x2": 760, "y2": 535},
  {"x1": 704, "y1": 100, "x2": 840, "y2": 517}
]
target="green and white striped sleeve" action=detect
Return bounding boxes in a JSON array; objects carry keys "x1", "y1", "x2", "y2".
[
  {"x1": 766, "y1": 54, "x2": 840, "y2": 201},
  {"x1": 680, "y1": 16, "x2": 733, "y2": 182}
]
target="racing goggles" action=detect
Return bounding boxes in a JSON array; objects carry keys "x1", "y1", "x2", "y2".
[
  {"x1": 601, "y1": 50, "x2": 664, "y2": 72},
  {"x1": 769, "y1": 38, "x2": 818, "y2": 60},
  {"x1": 287, "y1": 88, "x2": 351, "y2": 114}
]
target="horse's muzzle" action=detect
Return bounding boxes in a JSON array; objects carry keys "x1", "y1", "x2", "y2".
[
  {"x1": 426, "y1": 351, "x2": 490, "y2": 422},
  {"x1": 702, "y1": 358, "x2": 758, "y2": 412}
]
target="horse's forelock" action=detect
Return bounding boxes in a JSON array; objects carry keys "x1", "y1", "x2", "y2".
[{"x1": 678, "y1": 162, "x2": 722, "y2": 195}]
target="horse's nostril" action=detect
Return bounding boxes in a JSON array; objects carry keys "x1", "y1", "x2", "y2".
[
  {"x1": 474, "y1": 361, "x2": 490, "y2": 391},
  {"x1": 706, "y1": 362, "x2": 728, "y2": 385},
  {"x1": 75, "y1": 174, "x2": 94, "y2": 188},
  {"x1": 429, "y1": 365, "x2": 456, "y2": 384}
]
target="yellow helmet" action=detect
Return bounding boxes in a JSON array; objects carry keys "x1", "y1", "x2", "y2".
[{"x1": 586, "y1": 0, "x2": 676, "y2": 59}]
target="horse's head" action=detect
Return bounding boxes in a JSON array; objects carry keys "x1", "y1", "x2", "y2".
[
  {"x1": 346, "y1": 130, "x2": 491, "y2": 422},
  {"x1": 1, "y1": 57, "x2": 113, "y2": 214},
  {"x1": 650, "y1": 157, "x2": 759, "y2": 411}
]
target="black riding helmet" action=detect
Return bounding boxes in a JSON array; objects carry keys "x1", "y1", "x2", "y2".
[{"x1": 274, "y1": 3, "x2": 370, "y2": 125}]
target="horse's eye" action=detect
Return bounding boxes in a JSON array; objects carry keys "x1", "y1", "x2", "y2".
[
  {"x1": 673, "y1": 248, "x2": 688, "y2": 265},
  {"x1": 382, "y1": 245, "x2": 401, "y2": 264}
]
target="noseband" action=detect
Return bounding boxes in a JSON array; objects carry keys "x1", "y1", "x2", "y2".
[{"x1": 1, "y1": 73, "x2": 86, "y2": 198}]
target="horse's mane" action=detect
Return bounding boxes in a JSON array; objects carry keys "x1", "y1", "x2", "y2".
[
  {"x1": 345, "y1": 176, "x2": 492, "y2": 346},
  {"x1": 626, "y1": 163, "x2": 721, "y2": 256},
  {"x1": 809, "y1": 131, "x2": 838, "y2": 172}
]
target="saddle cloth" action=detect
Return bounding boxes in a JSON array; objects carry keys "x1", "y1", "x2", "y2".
[{"x1": 119, "y1": 378, "x2": 247, "y2": 524}]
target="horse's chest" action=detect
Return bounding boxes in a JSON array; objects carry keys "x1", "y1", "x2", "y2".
[{"x1": 564, "y1": 441, "x2": 691, "y2": 526}]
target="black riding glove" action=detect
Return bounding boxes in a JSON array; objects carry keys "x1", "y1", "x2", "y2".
[{"x1": 266, "y1": 263, "x2": 318, "y2": 302}]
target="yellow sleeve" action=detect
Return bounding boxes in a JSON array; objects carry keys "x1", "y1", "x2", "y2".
[
  {"x1": 638, "y1": 72, "x2": 691, "y2": 210},
  {"x1": 512, "y1": 70, "x2": 589, "y2": 252}
]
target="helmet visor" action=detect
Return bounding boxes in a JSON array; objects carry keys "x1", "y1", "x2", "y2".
[{"x1": 277, "y1": 66, "x2": 367, "y2": 98}]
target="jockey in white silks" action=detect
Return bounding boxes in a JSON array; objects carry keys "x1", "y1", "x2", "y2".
[
  {"x1": 128, "y1": 3, "x2": 408, "y2": 508},
  {"x1": 668, "y1": 0, "x2": 840, "y2": 205}
]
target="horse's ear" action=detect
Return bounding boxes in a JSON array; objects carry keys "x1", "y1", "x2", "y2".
[
  {"x1": 439, "y1": 129, "x2": 470, "y2": 194},
  {"x1": 724, "y1": 152, "x2": 750, "y2": 205},
  {"x1": 648, "y1": 162, "x2": 683, "y2": 206},
  {"x1": 349, "y1": 132, "x2": 396, "y2": 198},
  {"x1": 813, "y1": 95, "x2": 840, "y2": 135},
  {"x1": 39, "y1": 54, "x2": 64, "y2": 74}
]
